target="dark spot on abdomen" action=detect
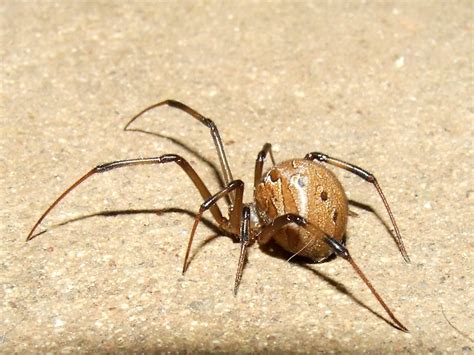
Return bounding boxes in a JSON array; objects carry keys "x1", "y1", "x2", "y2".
[{"x1": 321, "y1": 191, "x2": 328, "y2": 201}]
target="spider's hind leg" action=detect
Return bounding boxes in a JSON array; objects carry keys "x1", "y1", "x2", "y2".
[
  {"x1": 305, "y1": 152, "x2": 410, "y2": 263},
  {"x1": 254, "y1": 143, "x2": 276, "y2": 188},
  {"x1": 324, "y1": 236, "x2": 409, "y2": 332}
]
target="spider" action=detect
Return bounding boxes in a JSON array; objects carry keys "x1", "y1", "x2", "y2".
[{"x1": 27, "y1": 99, "x2": 410, "y2": 332}]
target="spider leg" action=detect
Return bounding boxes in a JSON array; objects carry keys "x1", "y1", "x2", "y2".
[
  {"x1": 254, "y1": 143, "x2": 276, "y2": 188},
  {"x1": 305, "y1": 152, "x2": 410, "y2": 263},
  {"x1": 222, "y1": 213, "x2": 309, "y2": 294},
  {"x1": 124, "y1": 99, "x2": 234, "y2": 199},
  {"x1": 234, "y1": 206, "x2": 250, "y2": 295},
  {"x1": 256, "y1": 213, "x2": 308, "y2": 245},
  {"x1": 183, "y1": 179, "x2": 244, "y2": 274},
  {"x1": 27, "y1": 154, "x2": 224, "y2": 241},
  {"x1": 254, "y1": 214, "x2": 408, "y2": 332},
  {"x1": 324, "y1": 236, "x2": 409, "y2": 332}
]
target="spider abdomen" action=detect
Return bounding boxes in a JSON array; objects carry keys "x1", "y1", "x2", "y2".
[{"x1": 255, "y1": 159, "x2": 348, "y2": 261}]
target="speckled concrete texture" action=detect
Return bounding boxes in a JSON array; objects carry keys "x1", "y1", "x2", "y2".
[{"x1": 1, "y1": 1, "x2": 473, "y2": 353}]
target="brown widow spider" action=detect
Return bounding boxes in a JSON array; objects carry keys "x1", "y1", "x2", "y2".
[{"x1": 27, "y1": 100, "x2": 410, "y2": 332}]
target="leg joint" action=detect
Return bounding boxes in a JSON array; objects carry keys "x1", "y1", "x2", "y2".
[
  {"x1": 305, "y1": 152, "x2": 328, "y2": 162},
  {"x1": 201, "y1": 179, "x2": 244, "y2": 210},
  {"x1": 256, "y1": 151, "x2": 267, "y2": 163},
  {"x1": 324, "y1": 236, "x2": 349, "y2": 259},
  {"x1": 285, "y1": 214, "x2": 308, "y2": 227}
]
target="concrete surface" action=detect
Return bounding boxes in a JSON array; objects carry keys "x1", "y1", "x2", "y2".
[{"x1": 1, "y1": 1, "x2": 473, "y2": 353}]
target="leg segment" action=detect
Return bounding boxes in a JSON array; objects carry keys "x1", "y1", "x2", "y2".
[
  {"x1": 183, "y1": 180, "x2": 245, "y2": 274},
  {"x1": 324, "y1": 236, "x2": 409, "y2": 332},
  {"x1": 27, "y1": 154, "x2": 223, "y2": 241},
  {"x1": 124, "y1": 100, "x2": 234, "y2": 198},
  {"x1": 234, "y1": 206, "x2": 251, "y2": 295},
  {"x1": 256, "y1": 214, "x2": 308, "y2": 245},
  {"x1": 254, "y1": 143, "x2": 276, "y2": 188},
  {"x1": 254, "y1": 213, "x2": 408, "y2": 332},
  {"x1": 234, "y1": 212, "x2": 310, "y2": 295},
  {"x1": 305, "y1": 152, "x2": 410, "y2": 263}
]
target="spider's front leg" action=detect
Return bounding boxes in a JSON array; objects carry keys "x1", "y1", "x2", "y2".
[
  {"x1": 234, "y1": 206, "x2": 251, "y2": 295},
  {"x1": 124, "y1": 99, "x2": 235, "y2": 199},
  {"x1": 230, "y1": 142, "x2": 279, "y2": 294},
  {"x1": 27, "y1": 154, "x2": 225, "y2": 241},
  {"x1": 183, "y1": 179, "x2": 244, "y2": 274}
]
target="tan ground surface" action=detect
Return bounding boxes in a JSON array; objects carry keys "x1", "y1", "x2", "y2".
[{"x1": 1, "y1": 1, "x2": 473, "y2": 353}]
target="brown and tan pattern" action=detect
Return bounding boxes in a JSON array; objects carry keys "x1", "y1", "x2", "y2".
[{"x1": 255, "y1": 159, "x2": 348, "y2": 260}]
